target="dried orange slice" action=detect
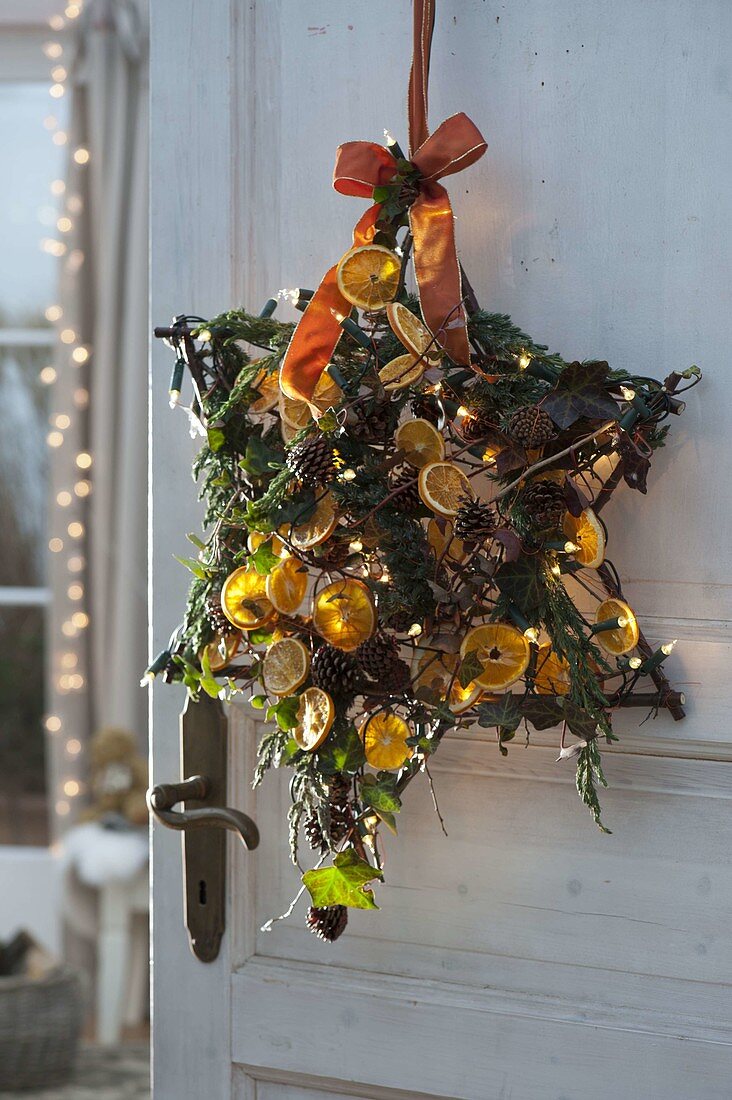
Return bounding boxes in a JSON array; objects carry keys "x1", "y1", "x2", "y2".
[
  {"x1": 395, "y1": 418, "x2": 445, "y2": 468},
  {"x1": 312, "y1": 578, "x2": 376, "y2": 651},
  {"x1": 426, "y1": 518, "x2": 466, "y2": 563},
  {"x1": 418, "y1": 462, "x2": 475, "y2": 517},
  {"x1": 413, "y1": 650, "x2": 481, "y2": 714},
  {"x1": 460, "y1": 623, "x2": 530, "y2": 691},
  {"x1": 311, "y1": 371, "x2": 343, "y2": 414},
  {"x1": 247, "y1": 530, "x2": 286, "y2": 557},
  {"x1": 200, "y1": 632, "x2": 240, "y2": 672},
  {"x1": 359, "y1": 712, "x2": 413, "y2": 770},
  {"x1": 534, "y1": 644, "x2": 571, "y2": 695},
  {"x1": 286, "y1": 493, "x2": 338, "y2": 550},
  {"x1": 278, "y1": 388, "x2": 312, "y2": 431},
  {"x1": 265, "y1": 556, "x2": 308, "y2": 615},
  {"x1": 221, "y1": 567, "x2": 275, "y2": 631},
  {"x1": 293, "y1": 687, "x2": 335, "y2": 751},
  {"x1": 562, "y1": 508, "x2": 605, "y2": 569},
  {"x1": 386, "y1": 302, "x2": 439, "y2": 363},
  {"x1": 593, "y1": 598, "x2": 639, "y2": 656},
  {"x1": 249, "y1": 365, "x2": 280, "y2": 413},
  {"x1": 336, "y1": 244, "x2": 400, "y2": 311},
  {"x1": 262, "y1": 637, "x2": 310, "y2": 697},
  {"x1": 378, "y1": 354, "x2": 425, "y2": 392}
]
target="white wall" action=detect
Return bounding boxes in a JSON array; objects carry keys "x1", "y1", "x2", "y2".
[{"x1": 0, "y1": 847, "x2": 62, "y2": 955}]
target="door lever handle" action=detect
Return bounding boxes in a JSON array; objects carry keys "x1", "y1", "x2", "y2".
[{"x1": 147, "y1": 775, "x2": 260, "y2": 850}]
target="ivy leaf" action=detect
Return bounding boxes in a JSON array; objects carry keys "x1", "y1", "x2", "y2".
[
  {"x1": 199, "y1": 648, "x2": 223, "y2": 700},
  {"x1": 494, "y1": 440, "x2": 527, "y2": 475},
  {"x1": 207, "y1": 426, "x2": 226, "y2": 452},
  {"x1": 618, "y1": 434, "x2": 650, "y2": 494},
  {"x1": 302, "y1": 849, "x2": 384, "y2": 910},
  {"x1": 563, "y1": 477, "x2": 590, "y2": 517},
  {"x1": 249, "y1": 694, "x2": 267, "y2": 710},
  {"x1": 542, "y1": 361, "x2": 620, "y2": 430},
  {"x1": 266, "y1": 695, "x2": 300, "y2": 732},
  {"x1": 360, "y1": 772, "x2": 402, "y2": 815},
  {"x1": 458, "y1": 650, "x2": 483, "y2": 688},
  {"x1": 248, "y1": 626, "x2": 274, "y2": 645},
  {"x1": 273, "y1": 490, "x2": 316, "y2": 529},
  {"x1": 495, "y1": 556, "x2": 546, "y2": 615},
  {"x1": 562, "y1": 699, "x2": 603, "y2": 741},
  {"x1": 317, "y1": 724, "x2": 366, "y2": 775},
  {"x1": 521, "y1": 695, "x2": 564, "y2": 730},
  {"x1": 492, "y1": 527, "x2": 522, "y2": 562},
  {"x1": 239, "y1": 434, "x2": 282, "y2": 478},
  {"x1": 248, "y1": 541, "x2": 280, "y2": 576},
  {"x1": 476, "y1": 694, "x2": 522, "y2": 731}
]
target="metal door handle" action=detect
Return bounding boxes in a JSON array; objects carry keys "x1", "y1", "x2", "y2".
[{"x1": 147, "y1": 775, "x2": 259, "y2": 850}]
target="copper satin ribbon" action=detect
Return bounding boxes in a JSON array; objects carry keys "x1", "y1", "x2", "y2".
[{"x1": 280, "y1": 0, "x2": 487, "y2": 404}]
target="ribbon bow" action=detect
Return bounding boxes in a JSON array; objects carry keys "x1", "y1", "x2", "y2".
[{"x1": 280, "y1": 0, "x2": 487, "y2": 405}]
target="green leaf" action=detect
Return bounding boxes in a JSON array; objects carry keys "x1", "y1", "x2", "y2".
[
  {"x1": 576, "y1": 740, "x2": 611, "y2": 833},
  {"x1": 173, "y1": 554, "x2": 210, "y2": 581},
  {"x1": 248, "y1": 541, "x2": 280, "y2": 576},
  {"x1": 476, "y1": 694, "x2": 522, "y2": 732},
  {"x1": 495, "y1": 556, "x2": 546, "y2": 615},
  {"x1": 199, "y1": 648, "x2": 223, "y2": 699},
  {"x1": 521, "y1": 695, "x2": 564, "y2": 731},
  {"x1": 186, "y1": 532, "x2": 207, "y2": 550},
  {"x1": 207, "y1": 426, "x2": 226, "y2": 452},
  {"x1": 317, "y1": 724, "x2": 366, "y2": 775},
  {"x1": 239, "y1": 434, "x2": 282, "y2": 477},
  {"x1": 562, "y1": 699, "x2": 603, "y2": 741},
  {"x1": 302, "y1": 849, "x2": 384, "y2": 910},
  {"x1": 272, "y1": 694, "x2": 300, "y2": 732},
  {"x1": 373, "y1": 809, "x2": 398, "y2": 835},
  {"x1": 250, "y1": 694, "x2": 267, "y2": 710},
  {"x1": 248, "y1": 627, "x2": 274, "y2": 645},
  {"x1": 458, "y1": 650, "x2": 483, "y2": 689},
  {"x1": 542, "y1": 360, "x2": 620, "y2": 430},
  {"x1": 360, "y1": 772, "x2": 402, "y2": 815},
  {"x1": 372, "y1": 185, "x2": 393, "y2": 203}
]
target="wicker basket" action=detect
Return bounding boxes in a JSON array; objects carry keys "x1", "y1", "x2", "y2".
[{"x1": 0, "y1": 966, "x2": 83, "y2": 1091}]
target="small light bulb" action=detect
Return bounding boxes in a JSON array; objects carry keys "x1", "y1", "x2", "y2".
[
  {"x1": 383, "y1": 129, "x2": 396, "y2": 145},
  {"x1": 278, "y1": 288, "x2": 300, "y2": 305},
  {"x1": 49, "y1": 83, "x2": 65, "y2": 99},
  {"x1": 617, "y1": 616, "x2": 629, "y2": 628},
  {"x1": 523, "y1": 626, "x2": 539, "y2": 643},
  {"x1": 72, "y1": 346, "x2": 89, "y2": 363},
  {"x1": 56, "y1": 491, "x2": 72, "y2": 507},
  {"x1": 65, "y1": 3, "x2": 81, "y2": 17},
  {"x1": 68, "y1": 521, "x2": 84, "y2": 538},
  {"x1": 45, "y1": 715, "x2": 62, "y2": 732},
  {"x1": 408, "y1": 623, "x2": 423, "y2": 638},
  {"x1": 52, "y1": 131, "x2": 68, "y2": 146},
  {"x1": 66, "y1": 739, "x2": 82, "y2": 755},
  {"x1": 348, "y1": 539, "x2": 363, "y2": 553},
  {"x1": 564, "y1": 541, "x2": 579, "y2": 554},
  {"x1": 340, "y1": 468, "x2": 356, "y2": 482},
  {"x1": 620, "y1": 386, "x2": 637, "y2": 401},
  {"x1": 57, "y1": 216, "x2": 72, "y2": 232},
  {"x1": 140, "y1": 671, "x2": 155, "y2": 685},
  {"x1": 76, "y1": 451, "x2": 92, "y2": 469},
  {"x1": 457, "y1": 405, "x2": 470, "y2": 417},
  {"x1": 51, "y1": 66, "x2": 67, "y2": 81},
  {"x1": 550, "y1": 562, "x2": 562, "y2": 577},
  {"x1": 60, "y1": 327, "x2": 76, "y2": 344},
  {"x1": 49, "y1": 15, "x2": 65, "y2": 30},
  {"x1": 56, "y1": 800, "x2": 70, "y2": 816},
  {"x1": 197, "y1": 328, "x2": 211, "y2": 342},
  {"x1": 661, "y1": 639, "x2": 677, "y2": 656},
  {"x1": 47, "y1": 431, "x2": 64, "y2": 448},
  {"x1": 40, "y1": 366, "x2": 57, "y2": 384},
  {"x1": 379, "y1": 570, "x2": 391, "y2": 584},
  {"x1": 628, "y1": 656, "x2": 642, "y2": 669},
  {"x1": 43, "y1": 42, "x2": 64, "y2": 59},
  {"x1": 518, "y1": 353, "x2": 531, "y2": 370},
  {"x1": 45, "y1": 304, "x2": 62, "y2": 321},
  {"x1": 73, "y1": 147, "x2": 90, "y2": 165},
  {"x1": 71, "y1": 611, "x2": 89, "y2": 628},
  {"x1": 64, "y1": 780, "x2": 80, "y2": 797},
  {"x1": 49, "y1": 537, "x2": 64, "y2": 552}
]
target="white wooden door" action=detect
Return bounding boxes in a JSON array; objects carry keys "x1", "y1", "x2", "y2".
[{"x1": 150, "y1": 3, "x2": 732, "y2": 1098}]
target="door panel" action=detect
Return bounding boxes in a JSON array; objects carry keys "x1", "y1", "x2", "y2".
[{"x1": 152, "y1": 2, "x2": 732, "y2": 1098}]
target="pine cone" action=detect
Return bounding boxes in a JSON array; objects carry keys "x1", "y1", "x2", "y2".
[
  {"x1": 311, "y1": 645, "x2": 360, "y2": 696},
  {"x1": 350, "y1": 400, "x2": 395, "y2": 443},
  {"x1": 286, "y1": 435, "x2": 335, "y2": 487},
  {"x1": 388, "y1": 466, "x2": 422, "y2": 513},
  {"x1": 357, "y1": 633, "x2": 411, "y2": 692},
  {"x1": 460, "y1": 409, "x2": 495, "y2": 443},
  {"x1": 304, "y1": 775, "x2": 354, "y2": 853},
  {"x1": 508, "y1": 405, "x2": 556, "y2": 448},
  {"x1": 522, "y1": 479, "x2": 566, "y2": 530},
  {"x1": 206, "y1": 592, "x2": 237, "y2": 636},
  {"x1": 454, "y1": 497, "x2": 497, "y2": 542},
  {"x1": 304, "y1": 813, "x2": 326, "y2": 853},
  {"x1": 306, "y1": 904, "x2": 348, "y2": 942}
]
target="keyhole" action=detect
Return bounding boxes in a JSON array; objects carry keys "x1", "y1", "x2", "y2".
[{"x1": 198, "y1": 879, "x2": 207, "y2": 906}]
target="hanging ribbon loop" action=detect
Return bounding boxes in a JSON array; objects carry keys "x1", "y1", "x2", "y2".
[{"x1": 280, "y1": 0, "x2": 486, "y2": 404}]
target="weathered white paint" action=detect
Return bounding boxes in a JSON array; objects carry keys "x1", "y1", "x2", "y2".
[{"x1": 150, "y1": 2, "x2": 732, "y2": 1098}]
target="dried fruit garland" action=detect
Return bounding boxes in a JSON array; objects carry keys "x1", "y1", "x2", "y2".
[{"x1": 151, "y1": 1, "x2": 700, "y2": 942}]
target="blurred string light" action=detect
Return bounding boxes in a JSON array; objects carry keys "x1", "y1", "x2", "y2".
[{"x1": 40, "y1": 3, "x2": 94, "y2": 820}]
